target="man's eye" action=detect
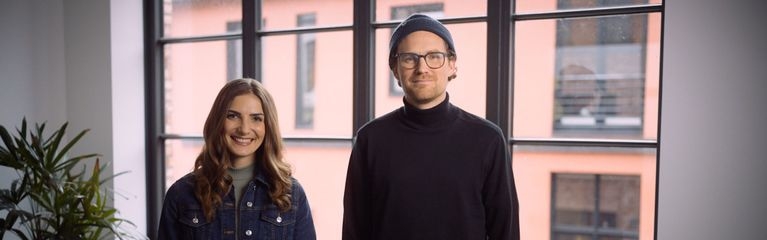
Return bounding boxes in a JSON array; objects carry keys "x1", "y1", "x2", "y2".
[{"x1": 402, "y1": 55, "x2": 417, "y2": 62}]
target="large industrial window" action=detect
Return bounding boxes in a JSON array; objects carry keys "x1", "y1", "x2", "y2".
[{"x1": 145, "y1": 1, "x2": 663, "y2": 239}]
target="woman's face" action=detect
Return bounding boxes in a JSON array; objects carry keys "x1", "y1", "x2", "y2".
[{"x1": 223, "y1": 93, "x2": 266, "y2": 168}]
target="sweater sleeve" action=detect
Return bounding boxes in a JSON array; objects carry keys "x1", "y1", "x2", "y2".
[
  {"x1": 342, "y1": 133, "x2": 371, "y2": 240},
  {"x1": 483, "y1": 134, "x2": 520, "y2": 240}
]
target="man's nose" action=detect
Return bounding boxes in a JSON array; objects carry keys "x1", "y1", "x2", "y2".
[{"x1": 415, "y1": 57, "x2": 430, "y2": 73}]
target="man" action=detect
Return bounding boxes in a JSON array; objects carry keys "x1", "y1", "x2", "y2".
[{"x1": 342, "y1": 13, "x2": 519, "y2": 240}]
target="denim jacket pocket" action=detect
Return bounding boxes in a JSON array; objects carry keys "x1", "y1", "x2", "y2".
[
  {"x1": 259, "y1": 208, "x2": 297, "y2": 239},
  {"x1": 178, "y1": 205, "x2": 211, "y2": 239}
]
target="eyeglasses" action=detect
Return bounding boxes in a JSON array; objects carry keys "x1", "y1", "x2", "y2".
[{"x1": 394, "y1": 52, "x2": 449, "y2": 69}]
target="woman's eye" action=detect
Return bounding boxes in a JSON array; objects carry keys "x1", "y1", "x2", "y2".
[{"x1": 226, "y1": 113, "x2": 238, "y2": 119}]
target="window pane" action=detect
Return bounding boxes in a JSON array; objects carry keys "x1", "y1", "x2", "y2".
[
  {"x1": 513, "y1": 13, "x2": 661, "y2": 140},
  {"x1": 599, "y1": 175, "x2": 640, "y2": 233},
  {"x1": 516, "y1": 0, "x2": 661, "y2": 14},
  {"x1": 164, "y1": 139, "x2": 203, "y2": 190},
  {"x1": 284, "y1": 143, "x2": 351, "y2": 240},
  {"x1": 553, "y1": 233, "x2": 593, "y2": 240},
  {"x1": 375, "y1": 22, "x2": 487, "y2": 117},
  {"x1": 261, "y1": 31, "x2": 353, "y2": 137},
  {"x1": 163, "y1": 0, "x2": 242, "y2": 38},
  {"x1": 512, "y1": 145, "x2": 655, "y2": 240},
  {"x1": 376, "y1": 0, "x2": 486, "y2": 21},
  {"x1": 554, "y1": 174, "x2": 596, "y2": 228},
  {"x1": 261, "y1": 0, "x2": 352, "y2": 30},
  {"x1": 164, "y1": 40, "x2": 240, "y2": 135}
]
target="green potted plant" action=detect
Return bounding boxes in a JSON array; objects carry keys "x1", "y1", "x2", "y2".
[{"x1": 0, "y1": 119, "x2": 145, "y2": 239}]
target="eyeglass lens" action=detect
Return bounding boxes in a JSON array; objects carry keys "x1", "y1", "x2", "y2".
[{"x1": 398, "y1": 52, "x2": 446, "y2": 69}]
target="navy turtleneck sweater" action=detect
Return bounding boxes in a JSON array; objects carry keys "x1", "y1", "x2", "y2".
[{"x1": 343, "y1": 95, "x2": 519, "y2": 240}]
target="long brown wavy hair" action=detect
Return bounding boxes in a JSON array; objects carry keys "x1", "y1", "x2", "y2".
[{"x1": 193, "y1": 78, "x2": 293, "y2": 221}]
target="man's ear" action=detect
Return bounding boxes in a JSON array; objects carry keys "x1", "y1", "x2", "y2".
[{"x1": 447, "y1": 58, "x2": 457, "y2": 80}]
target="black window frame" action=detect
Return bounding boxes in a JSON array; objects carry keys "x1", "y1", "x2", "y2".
[{"x1": 143, "y1": 1, "x2": 664, "y2": 239}]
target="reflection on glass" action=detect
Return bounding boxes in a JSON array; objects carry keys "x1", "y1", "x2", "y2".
[
  {"x1": 516, "y1": 0, "x2": 661, "y2": 14},
  {"x1": 376, "y1": 0, "x2": 486, "y2": 21},
  {"x1": 512, "y1": 145, "x2": 655, "y2": 240},
  {"x1": 513, "y1": 13, "x2": 661, "y2": 140},
  {"x1": 163, "y1": 0, "x2": 242, "y2": 38},
  {"x1": 164, "y1": 40, "x2": 240, "y2": 135},
  {"x1": 261, "y1": 0, "x2": 352, "y2": 30},
  {"x1": 374, "y1": 22, "x2": 487, "y2": 117},
  {"x1": 261, "y1": 31, "x2": 353, "y2": 137}
]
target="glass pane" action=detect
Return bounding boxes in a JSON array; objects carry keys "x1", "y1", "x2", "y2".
[
  {"x1": 516, "y1": 0, "x2": 661, "y2": 14},
  {"x1": 599, "y1": 236, "x2": 638, "y2": 240},
  {"x1": 376, "y1": 0, "x2": 486, "y2": 21},
  {"x1": 163, "y1": 0, "x2": 242, "y2": 38},
  {"x1": 553, "y1": 233, "x2": 593, "y2": 240},
  {"x1": 513, "y1": 13, "x2": 661, "y2": 140},
  {"x1": 261, "y1": 0, "x2": 352, "y2": 30},
  {"x1": 512, "y1": 145, "x2": 655, "y2": 240},
  {"x1": 164, "y1": 40, "x2": 241, "y2": 135},
  {"x1": 284, "y1": 143, "x2": 352, "y2": 240},
  {"x1": 375, "y1": 22, "x2": 487, "y2": 117},
  {"x1": 261, "y1": 31, "x2": 353, "y2": 137},
  {"x1": 599, "y1": 175, "x2": 640, "y2": 232},
  {"x1": 164, "y1": 138, "x2": 203, "y2": 190},
  {"x1": 554, "y1": 174, "x2": 596, "y2": 228}
]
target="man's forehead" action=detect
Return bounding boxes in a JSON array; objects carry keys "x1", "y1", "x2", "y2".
[{"x1": 396, "y1": 31, "x2": 449, "y2": 51}]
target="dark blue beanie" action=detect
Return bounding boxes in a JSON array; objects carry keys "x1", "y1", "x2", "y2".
[{"x1": 388, "y1": 13, "x2": 456, "y2": 69}]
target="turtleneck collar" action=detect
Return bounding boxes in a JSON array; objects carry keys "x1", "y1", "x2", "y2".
[{"x1": 401, "y1": 93, "x2": 456, "y2": 129}]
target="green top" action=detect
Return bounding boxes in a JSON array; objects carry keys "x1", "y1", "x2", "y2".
[{"x1": 228, "y1": 163, "x2": 255, "y2": 204}]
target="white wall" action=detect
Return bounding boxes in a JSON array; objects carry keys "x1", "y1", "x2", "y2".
[
  {"x1": 0, "y1": 0, "x2": 146, "y2": 237},
  {"x1": 658, "y1": 0, "x2": 767, "y2": 239}
]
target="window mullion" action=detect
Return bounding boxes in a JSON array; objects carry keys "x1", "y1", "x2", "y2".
[
  {"x1": 242, "y1": 0, "x2": 259, "y2": 79},
  {"x1": 352, "y1": 0, "x2": 374, "y2": 134},
  {"x1": 486, "y1": 0, "x2": 512, "y2": 137}
]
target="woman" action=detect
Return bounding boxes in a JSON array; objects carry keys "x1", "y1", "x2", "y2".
[{"x1": 159, "y1": 78, "x2": 316, "y2": 240}]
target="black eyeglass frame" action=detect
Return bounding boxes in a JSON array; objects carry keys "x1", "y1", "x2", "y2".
[{"x1": 393, "y1": 52, "x2": 453, "y2": 69}]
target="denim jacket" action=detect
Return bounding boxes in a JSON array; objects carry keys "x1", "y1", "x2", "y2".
[{"x1": 158, "y1": 172, "x2": 316, "y2": 240}]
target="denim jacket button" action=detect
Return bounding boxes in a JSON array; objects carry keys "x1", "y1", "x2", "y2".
[
  {"x1": 246, "y1": 201, "x2": 253, "y2": 207},
  {"x1": 245, "y1": 230, "x2": 252, "y2": 236},
  {"x1": 192, "y1": 217, "x2": 199, "y2": 224},
  {"x1": 276, "y1": 216, "x2": 282, "y2": 223}
]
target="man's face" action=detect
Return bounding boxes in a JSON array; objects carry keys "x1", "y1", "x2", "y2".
[{"x1": 393, "y1": 31, "x2": 457, "y2": 109}]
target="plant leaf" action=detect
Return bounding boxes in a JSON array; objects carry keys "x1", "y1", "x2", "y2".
[{"x1": 52, "y1": 128, "x2": 90, "y2": 168}]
